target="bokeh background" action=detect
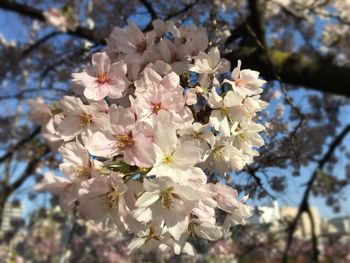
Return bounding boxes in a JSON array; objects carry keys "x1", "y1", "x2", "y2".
[{"x1": 1, "y1": 0, "x2": 350, "y2": 262}]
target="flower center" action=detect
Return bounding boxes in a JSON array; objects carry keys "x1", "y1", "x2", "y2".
[
  {"x1": 104, "y1": 189, "x2": 119, "y2": 209},
  {"x1": 187, "y1": 222, "x2": 195, "y2": 235},
  {"x1": 235, "y1": 78, "x2": 247, "y2": 87},
  {"x1": 151, "y1": 102, "x2": 162, "y2": 114},
  {"x1": 74, "y1": 166, "x2": 91, "y2": 181},
  {"x1": 136, "y1": 40, "x2": 147, "y2": 53},
  {"x1": 192, "y1": 131, "x2": 201, "y2": 139},
  {"x1": 96, "y1": 72, "x2": 108, "y2": 84},
  {"x1": 115, "y1": 133, "x2": 134, "y2": 149},
  {"x1": 238, "y1": 132, "x2": 247, "y2": 141},
  {"x1": 145, "y1": 226, "x2": 160, "y2": 241},
  {"x1": 80, "y1": 112, "x2": 93, "y2": 126},
  {"x1": 220, "y1": 105, "x2": 229, "y2": 116},
  {"x1": 162, "y1": 154, "x2": 174, "y2": 165},
  {"x1": 213, "y1": 146, "x2": 225, "y2": 161},
  {"x1": 160, "y1": 187, "x2": 180, "y2": 209}
]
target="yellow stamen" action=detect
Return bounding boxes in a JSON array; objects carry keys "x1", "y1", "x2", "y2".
[
  {"x1": 213, "y1": 146, "x2": 225, "y2": 161},
  {"x1": 220, "y1": 105, "x2": 228, "y2": 116},
  {"x1": 80, "y1": 112, "x2": 93, "y2": 127},
  {"x1": 145, "y1": 226, "x2": 160, "y2": 241},
  {"x1": 187, "y1": 222, "x2": 195, "y2": 235},
  {"x1": 163, "y1": 155, "x2": 174, "y2": 165},
  {"x1": 74, "y1": 166, "x2": 91, "y2": 180},
  {"x1": 238, "y1": 132, "x2": 247, "y2": 141},
  {"x1": 192, "y1": 131, "x2": 202, "y2": 139},
  {"x1": 104, "y1": 189, "x2": 119, "y2": 209},
  {"x1": 160, "y1": 187, "x2": 180, "y2": 209},
  {"x1": 115, "y1": 134, "x2": 134, "y2": 149}
]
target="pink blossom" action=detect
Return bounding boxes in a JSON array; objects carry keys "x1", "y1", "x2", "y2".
[
  {"x1": 86, "y1": 105, "x2": 156, "y2": 168},
  {"x1": 73, "y1": 52, "x2": 130, "y2": 101}
]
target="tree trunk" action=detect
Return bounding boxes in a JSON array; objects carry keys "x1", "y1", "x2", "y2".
[{"x1": 0, "y1": 188, "x2": 9, "y2": 230}]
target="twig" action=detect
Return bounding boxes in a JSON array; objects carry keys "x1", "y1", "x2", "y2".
[
  {"x1": 22, "y1": 31, "x2": 61, "y2": 57},
  {"x1": 247, "y1": 166, "x2": 276, "y2": 200},
  {"x1": 165, "y1": 0, "x2": 201, "y2": 20},
  {"x1": 9, "y1": 145, "x2": 50, "y2": 192},
  {"x1": 0, "y1": 127, "x2": 40, "y2": 164}
]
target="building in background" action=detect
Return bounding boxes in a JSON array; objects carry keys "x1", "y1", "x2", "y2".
[
  {"x1": 0, "y1": 201, "x2": 24, "y2": 259},
  {"x1": 321, "y1": 218, "x2": 339, "y2": 234},
  {"x1": 327, "y1": 216, "x2": 350, "y2": 234},
  {"x1": 252, "y1": 201, "x2": 324, "y2": 239},
  {"x1": 0, "y1": 201, "x2": 23, "y2": 233},
  {"x1": 280, "y1": 206, "x2": 322, "y2": 239},
  {"x1": 251, "y1": 200, "x2": 281, "y2": 229}
]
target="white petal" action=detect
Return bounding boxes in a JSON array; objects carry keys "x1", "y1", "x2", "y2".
[
  {"x1": 128, "y1": 238, "x2": 146, "y2": 254},
  {"x1": 172, "y1": 141, "x2": 201, "y2": 169},
  {"x1": 224, "y1": 90, "x2": 243, "y2": 107},
  {"x1": 135, "y1": 191, "x2": 160, "y2": 207},
  {"x1": 154, "y1": 111, "x2": 177, "y2": 154}
]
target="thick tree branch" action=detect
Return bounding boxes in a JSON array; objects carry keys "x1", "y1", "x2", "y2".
[
  {"x1": 306, "y1": 206, "x2": 319, "y2": 263},
  {"x1": 0, "y1": 0, "x2": 102, "y2": 44},
  {"x1": 0, "y1": 0, "x2": 45, "y2": 21},
  {"x1": 247, "y1": 0, "x2": 266, "y2": 46},
  {"x1": 139, "y1": 0, "x2": 159, "y2": 31},
  {"x1": 139, "y1": 0, "x2": 158, "y2": 20},
  {"x1": 225, "y1": 47, "x2": 350, "y2": 97},
  {"x1": 2, "y1": 1, "x2": 350, "y2": 97}
]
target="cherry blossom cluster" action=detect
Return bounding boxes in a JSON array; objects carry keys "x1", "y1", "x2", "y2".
[{"x1": 30, "y1": 20, "x2": 268, "y2": 256}]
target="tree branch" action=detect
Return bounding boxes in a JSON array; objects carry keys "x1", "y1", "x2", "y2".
[
  {"x1": 225, "y1": 47, "x2": 350, "y2": 97},
  {"x1": 3, "y1": 0, "x2": 350, "y2": 97},
  {"x1": 247, "y1": 0, "x2": 266, "y2": 46},
  {"x1": 0, "y1": 0, "x2": 102, "y2": 44},
  {"x1": 282, "y1": 124, "x2": 350, "y2": 263},
  {"x1": 139, "y1": 0, "x2": 158, "y2": 20},
  {"x1": 22, "y1": 31, "x2": 62, "y2": 57},
  {"x1": 9, "y1": 145, "x2": 50, "y2": 192},
  {"x1": 0, "y1": 127, "x2": 40, "y2": 164},
  {"x1": 165, "y1": 0, "x2": 201, "y2": 19},
  {"x1": 247, "y1": 166, "x2": 276, "y2": 200},
  {"x1": 305, "y1": 206, "x2": 319, "y2": 263}
]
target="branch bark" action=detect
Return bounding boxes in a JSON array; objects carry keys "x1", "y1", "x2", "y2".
[
  {"x1": 225, "y1": 47, "x2": 350, "y2": 97},
  {"x1": 2, "y1": 1, "x2": 350, "y2": 97},
  {"x1": 282, "y1": 124, "x2": 350, "y2": 263},
  {"x1": 0, "y1": 0, "x2": 102, "y2": 44},
  {"x1": 0, "y1": 127, "x2": 40, "y2": 164}
]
